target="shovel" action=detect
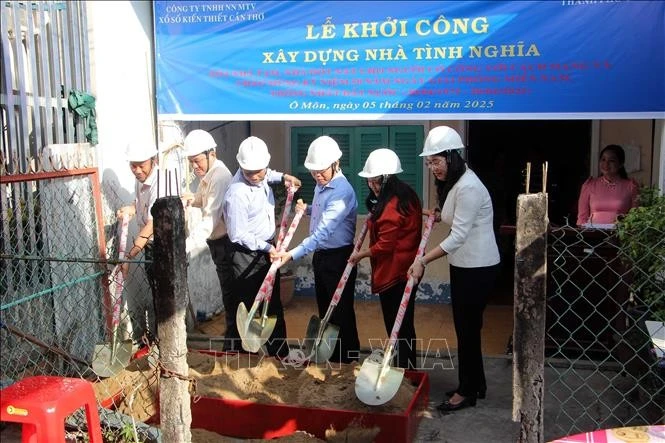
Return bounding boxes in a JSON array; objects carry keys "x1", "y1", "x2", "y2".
[
  {"x1": 237, "y1": 195, "x2": 303, "y2": 353},
  {"x1": 355, "y1": 212, "x2": 436, "y2": 405},
  {"x1": 302, "y1": 218, "x2": 370, "y2": 363},
  {"x1": 93, "y1": 214, "x2": 134, "y2": 377}
]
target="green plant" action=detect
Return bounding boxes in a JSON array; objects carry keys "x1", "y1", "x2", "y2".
[
  {"x1": 100, "y1": 423, "x2": 138, "y2": 443},
  {"x1": 119, "y1": 423, "x2": 137, "y2": 442},
  {"x1": 616, "y1": 186, "x2": 665, "y2": 322}
]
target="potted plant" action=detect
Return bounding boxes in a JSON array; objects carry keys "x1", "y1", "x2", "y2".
[{"x1": 615, "y1": 186, "x2": 665, "y2": 405}]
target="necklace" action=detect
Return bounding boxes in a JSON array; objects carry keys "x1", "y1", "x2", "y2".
[{"x1": 601, "y1": 176, "x2": 617, "y2": 188}]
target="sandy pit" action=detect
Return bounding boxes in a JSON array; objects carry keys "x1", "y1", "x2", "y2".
[
  {"x1": 188, "y1": 351, "x2": 416, "y2": 413},
  {"x1": 93, "y1": 350, "x2": 418, "y2": 441}
]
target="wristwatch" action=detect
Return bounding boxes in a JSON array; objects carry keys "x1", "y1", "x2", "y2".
[{"x1": 419, "y1": 257, "x2": 427, "y2": 267}]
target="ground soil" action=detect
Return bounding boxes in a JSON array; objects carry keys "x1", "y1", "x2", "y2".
[{"x1": 93, "y1": 350, "x2": 416, "y2": 442}]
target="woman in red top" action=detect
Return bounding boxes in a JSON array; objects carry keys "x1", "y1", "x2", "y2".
[{"x1": 349, "y1": 148, "x2": 423, "y2": 369}]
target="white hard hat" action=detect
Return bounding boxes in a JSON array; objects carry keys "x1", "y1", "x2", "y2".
[
  {"x1": 183, "y1": 129, "x2": 216, "y2": 157},
  {"x1": 358, "y1": 148, "x2": 403, "y2": 178},
  {"x1": 304, "y1": 136, "x2": 343, "y2": 170},
  {"x1": 237, "y1": 136, "x2": 270, "y2": 170},
  {"x1": 420, "y1": 126, "x2": 465, "y2": 157},
  {"x1": 126, "y1": 142, "x2": 158, "y2": 162}
]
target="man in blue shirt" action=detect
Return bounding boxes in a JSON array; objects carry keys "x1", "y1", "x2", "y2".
[
  {"x1": 221, "y1": 136, "x2": 301, "y2": 356},
  {"x1": 274, "y1": 136, "x2": 360, "y2": 363}
]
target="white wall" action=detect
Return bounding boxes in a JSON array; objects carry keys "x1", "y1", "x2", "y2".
[{"x1": 87, "y1": 0, "x2": 155, "y2": 199}]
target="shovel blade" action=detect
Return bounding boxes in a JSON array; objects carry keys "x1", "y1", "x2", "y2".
[
  {"x1": 237, "y1": 302, "x2": 277, "y2": 353},
  {"x1": 244, "y1": 317, "x2": 277, "y2": 353},
  {"x1": 92, "y1": 340, "x2": 133, "y2": 378},
  {"x1": 303, "y1": 315, "x2": 340, "y2": 364},
  {"x1": 236, "y1": 301, "x2": 250, "y2": 338},
  {"x1": 355, "y1": 357, "x2": 405, "y2": 406}
]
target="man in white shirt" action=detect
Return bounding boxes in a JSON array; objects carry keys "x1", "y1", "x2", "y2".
[
  {"x1": 117, "y1": 142, "x2": 161, "y2": 333},
  {"x1": 181, "y1": 129, "x2": 233, "y2": 320},
  {"x1": 117, "y1": 142, "x2": 160, "y2": 279}
]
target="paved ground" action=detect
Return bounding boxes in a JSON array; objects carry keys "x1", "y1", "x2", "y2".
[
  {"x1": 415, "y1": 355, "x2": 521, "y2": 443},
  {"x1": 416, "y1": 353, "x2": 664, "y2": 443}
]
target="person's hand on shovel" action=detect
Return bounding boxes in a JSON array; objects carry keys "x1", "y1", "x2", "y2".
[
  {"x1": 407, "y1": 257, "x2": 426, "y2": 282},
  {"x1": 271, "y1": 250, "x2": 293, "y2": 268},
  {"x1": 282, "y1": 174, "x2": 302, "y2": 190},
  {"x1": 408, "y1": 245, "x2": 447, "y2": 283},
  {"x1": 267, "y1": 244, "x2": 279, "y2": 261},
  {"x1": 116, "y1": 205, "x2": 136, "y2": 220},
  {"x1": 295, "y1": 199, "x2": 307, "y2": 213},
  {"x1": 271, "y1": 199, "x2": 307, "y2": 267},
  {"x1": 348, "y1": 249, "x2": 370, "y2": 265},
  {"x1": 408, "y1": 210, "x2": 443, "y2": 282},
  {"x1": 422, "y1": 207, "x2": 441, "y2": 222}
]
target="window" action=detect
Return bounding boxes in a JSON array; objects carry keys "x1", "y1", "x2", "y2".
[{"x1": 290, "y1": 126, "x2": 424, "y2": 214}]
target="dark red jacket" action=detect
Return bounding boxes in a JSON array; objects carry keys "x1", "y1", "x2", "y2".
[{"x1": 368, "y1": 197, "x2": 422, "y2": 294}]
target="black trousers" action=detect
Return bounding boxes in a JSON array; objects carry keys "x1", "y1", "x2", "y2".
[
  {"x1": 215, "y1": 235, "x2": 288, "y2": 358},
  {"x1": 312, "y1": 244, "x2": 360, "y2": 363},
  {"x1": 449, "y1": 263, "x2": 500, "y2": 398},
  {"x1": 207, "y1": 236, "x2": 233, "y2": 330},
  {"x1": 379, "y1": 280, "x2": 417, "y2": 370}
]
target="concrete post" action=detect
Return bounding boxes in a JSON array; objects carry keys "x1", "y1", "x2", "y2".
[{"x1": 512, "y1": 192, "x2": 548, "y2": 443}]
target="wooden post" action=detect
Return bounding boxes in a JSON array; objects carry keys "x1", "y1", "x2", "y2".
[
  {"x1": 512, "y1": 192, "x2": 548, "y2": 443},
  {"x1": 152, "y1": 196, "x2": 191, "y2": 442}
]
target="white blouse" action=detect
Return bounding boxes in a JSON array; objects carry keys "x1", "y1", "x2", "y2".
[{"x1": 440, "y1": 169, "x2": 500, "y2": 268}]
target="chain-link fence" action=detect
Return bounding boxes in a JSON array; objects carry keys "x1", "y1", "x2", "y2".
[
  {"x1": 546, "y1": 216, "x2": 665, "y2": 438},
  {"x1": 1, "y1": 168, "x2": 161, "y2": 441}
]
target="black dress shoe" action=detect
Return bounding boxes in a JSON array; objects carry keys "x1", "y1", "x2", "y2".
[
  {"x1": 445, "y1": 389, "x2": 486, "y2": 399},
  {"x1": 436, "y1": 396, "x2": 477, "y2": 413}
]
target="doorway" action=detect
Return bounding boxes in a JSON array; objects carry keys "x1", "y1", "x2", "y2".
[{"x1": 467, "y1": 120, "x2": 592, "y2": 304}]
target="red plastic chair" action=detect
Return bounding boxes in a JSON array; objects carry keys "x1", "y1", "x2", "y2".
[{"x1": 0, "y1": 375, "x2": 102, "y2": 443}]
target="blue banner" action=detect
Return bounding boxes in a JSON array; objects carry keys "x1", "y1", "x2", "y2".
[{"x1": 154, "y1": 1, "x2": 665, "y2": 120}]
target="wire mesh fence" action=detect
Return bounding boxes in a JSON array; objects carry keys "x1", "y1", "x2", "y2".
[
  {"x1": 0, "y1": 168, "x2": 161, "y2": 441},
  {"x1": 546, "y1": 216, "x2": 665, "y2": 439}
]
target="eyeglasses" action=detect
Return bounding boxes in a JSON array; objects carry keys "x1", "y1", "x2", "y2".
[
  {"x1": 425, "y1": 158, "x2": 446, "y2": 168},
  {"x1": 367, "y1": 177, "x2": 382, "y2": 185},
  {"x1": 311, "y1": 165, "x2": 332, "y2": 176}
]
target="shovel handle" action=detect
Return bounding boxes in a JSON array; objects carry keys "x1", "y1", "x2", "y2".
[
  {"x1": 111, "y1": 215, "x2": 130, "y2": 327},
  {"x1": 386, "y1": 212, "x2": 436, "y2": 347},
  {"x1": 117, "y1": 214, "x2": 130, "y2": 259},
  {"x1": 275, "y1": 186, "x2": 296, "y2": 250},
  {"x1": 320, "y1": 217, "x2": 370, "y2": 325},
  {"x1": 248, "y1": 207, "x2": 305, "y2": 322}
]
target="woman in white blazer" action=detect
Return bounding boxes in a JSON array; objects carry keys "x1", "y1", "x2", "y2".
[{"x1": 408, "y1": 126, "x2": 500, "y2": 413}]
